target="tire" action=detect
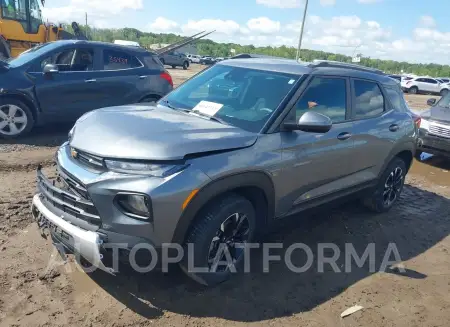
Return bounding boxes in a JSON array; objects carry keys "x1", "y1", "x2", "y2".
[
  {"x1": 363, "y1": 157, "x2": 407, "y2": 213},
  {"x1": 183, "y1": 61, "x2": 189, "y2": 70},
  {"x1": 440, "y1": 89, "x2": 449, "y2": 96},
  {"x1": 180, "y1": 193, "x2": 257, "y2": 287},
  {"x1": 171, "y1": 65, "x2": 176, "y2": 69},
  {"x1": 0, "y1": 97, "x2": 35, "y2": 139},
  {"x1": 408, "y1": 86, "x2": 418, "y2": 94},
  {"x1": 139, "y1": 95, "x2": 160, "y2": 106}
]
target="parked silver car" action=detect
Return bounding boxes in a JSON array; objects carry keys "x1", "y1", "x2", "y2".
[{"x1": 31, "y1": 59, "x2": 417, "y2": 286}]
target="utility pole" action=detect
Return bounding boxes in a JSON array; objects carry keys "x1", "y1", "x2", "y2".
[
  {"x1": 85, "y1": 12, "x2": 88, "y2": 38},
  {"x1": 295, "y1": 0, "x2": 309, "y2": 61}
]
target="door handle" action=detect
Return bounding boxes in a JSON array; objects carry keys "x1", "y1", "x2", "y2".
[
  {"x1": 389, "y1": 124, "x2": 399, "y2": 132},
  {"x1": 337, "y1": 132, "x2": 352, "y2": 140},
  {"x1": 85, "y1": 79, "x2": 96, "y2": 83},
  {"x1": 139, "y1": 75, "x2": 148, "y2": 79}
]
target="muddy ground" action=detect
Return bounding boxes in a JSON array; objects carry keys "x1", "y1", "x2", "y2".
[{"x1": 0, "y1": 65, "x2": 449, "y2": 327}]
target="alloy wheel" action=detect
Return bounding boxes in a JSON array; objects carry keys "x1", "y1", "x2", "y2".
[
  {"x1": 207, "y1": 212, "x2": 251, "y2": 272},
  {"x1": 383, "y1": 167, "x2": 404, "y2": 207},
  {"x1": 0, "y1": 104, "x2": 28, "y2": 136}
]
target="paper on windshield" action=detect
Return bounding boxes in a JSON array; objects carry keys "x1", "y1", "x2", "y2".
[{"x1": 192, "y1": 101, "x2": 223, "y2": 116}]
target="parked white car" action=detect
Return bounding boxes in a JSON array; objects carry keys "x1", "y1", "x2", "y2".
[
  {"x1": 401, "y1": 76, "x2": 443, "y2": 95},
  {"x1": 186, "y1": 54, "x2": 201, "y2": 63}
]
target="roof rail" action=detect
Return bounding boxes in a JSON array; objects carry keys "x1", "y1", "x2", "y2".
[{"x1": 309, "y1": 60, "x2": 384, "y2": 75}]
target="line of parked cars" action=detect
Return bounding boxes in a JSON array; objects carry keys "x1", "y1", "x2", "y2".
[
  {"x1": 186, "y1": 54, "x2": 226, "y2": 65},
  {"x1": 401, "y1": 75, "x2": 450, "y2": 96}
]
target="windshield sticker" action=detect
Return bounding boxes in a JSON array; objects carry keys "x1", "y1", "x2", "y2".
[
  {"x1": 192, "y1": 101, "x2": 223, "y2": 116},
  {"x1": 288, "y1": 79, "x2": 296, "y2": 84}
]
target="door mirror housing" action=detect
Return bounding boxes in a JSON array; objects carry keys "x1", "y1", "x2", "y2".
[
  {"x1": 427, "y1": 98, "x2": 437, "y2": 106},
  {"x1": 284, "y1": 111, "x2": 332, "y2": 133},
  {"x1": 43, "y1": 64, "x2": 59, "y2": 74}
]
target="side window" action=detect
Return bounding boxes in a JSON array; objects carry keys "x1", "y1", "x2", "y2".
[
  {"x1": 39, "y1": 49, "x2": 75, "y2": 72},
  {"x1": 353, "y1": 79, "x2": 385, "y2": 119},
  {"x1": 71, "y1": 48, "x2": 94, "y2": 71},
  {"x1": 143, "y1": 55, "x2": 163, "y2": 69},
  {"x1": 385, "y1": 85, "x2": 408, "y2": 113},
  {"x1": 416, "y1": 78, "x2": 424, "y2": 82},
  {"x1": 103, "y1": 50, "x2": 141, "y2": 70},
  {"x1": 295, "y1": 77, "x2": 347, "y2": 123},
  {"x1": 428, "y1": 79, "x2": 438, "y2": 84}
]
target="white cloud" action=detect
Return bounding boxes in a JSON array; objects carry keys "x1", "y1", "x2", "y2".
[
  {"x1": 320, "y1": 0, "x2": 335, "y2": 6},
  {"x1": 182, "y1": 19, "x2": 241, "y2": 35},
  {"x1": 42, "y1": 0, "x2": 143, "y2": 27},
  {"x1": 255, "y1": 0, "x2": 302, "y2": 8},
  {"x1": 148, "y1": 17, "x2": 179, "y2": 33},
  {"x1": 419, "y1": 15, "x2": 436, "y2": 28},
  {"x1": 247, "y1": 17, "x2": 281, "y2": 34}
]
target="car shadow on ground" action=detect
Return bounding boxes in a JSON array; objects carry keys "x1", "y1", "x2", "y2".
[
  {"x1": 0, "y1": 123, "x2": 73, "y2": 147},
  {"x1": 86, "y1": 184, "x2": 449, "y2": 322},
  {"x1": 417, "y1": 154, "x2": 450, "y2": 170}
]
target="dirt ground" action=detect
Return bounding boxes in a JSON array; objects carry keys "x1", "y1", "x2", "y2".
[{"x1": 0, "y1": 64, "x2": 449, "y2": 327}]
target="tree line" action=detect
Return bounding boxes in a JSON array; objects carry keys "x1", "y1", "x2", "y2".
[{"x1": 63, "y1": 24, "x2": 450, "y2": 77}]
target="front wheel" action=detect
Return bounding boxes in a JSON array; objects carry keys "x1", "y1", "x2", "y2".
[
  {"x1": 363, "y1": 157, "x2": 406, "y2": 213},
  {"x1": 180, "y1": 193, "x2": 256, "y2": 286},
  {"x1": 440, "y1": 89, "x2": 449, "y2": 96},
  {"x1": 408, "y1": 86, "x2": 418, "y2": 94},
  {"x1": 0, "y1": 98, "x2": 34, "y2": 139},
  {"x1": 183, "y1": 61, "x2": 189, "y2": 70}
]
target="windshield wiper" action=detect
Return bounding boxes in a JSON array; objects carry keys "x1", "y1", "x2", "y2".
[
  {"x1": 190, "y1": 110, "x2": 229, "y2": 125},
  {"x1": 160, "y1": 99, "x2": 178, "y2": 110}
]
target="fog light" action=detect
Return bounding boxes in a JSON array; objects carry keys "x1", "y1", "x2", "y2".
[{"x1": 115, "y1": 193, "x2": 152, "y2": 220}]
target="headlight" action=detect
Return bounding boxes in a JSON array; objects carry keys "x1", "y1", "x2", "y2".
[
  {"x1": 420, "y1": 118, "x2": 430, "y2": 131},
  {"x1": 68, "y1": 125, "x2": 75, "y2": 141},
  {"x1": 104, "y1": 159, "x2": 187, "y2": 177}
]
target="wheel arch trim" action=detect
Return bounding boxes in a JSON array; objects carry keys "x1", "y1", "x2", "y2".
[{"x1": 171, "y1": 171, "x2": 275, "y2": 244}]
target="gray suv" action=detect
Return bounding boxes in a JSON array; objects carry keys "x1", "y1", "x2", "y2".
[
  {"x1": 31, "y1": 59, "x2": 417, "y2": 286},
  {"x1": 159, "y1": 51, "x2": 190, "y2": 70}
]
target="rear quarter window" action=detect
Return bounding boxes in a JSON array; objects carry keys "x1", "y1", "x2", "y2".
[
  {"x1": 143, "y1": 55, "x2": 164, "y2": 69},
  {"x1": 103, "y1": 49, "x2": 142, "y2": 70},
  {"x1": 384, "y1": 84, "x2": 409, "y2": 113}
]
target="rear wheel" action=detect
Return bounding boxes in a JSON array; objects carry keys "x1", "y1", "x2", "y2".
[
  {"x1": 183, "y1": 61, "x2": 189, "y2": 70},
  {"x1": 180, "y1": 193, "x2": 256, "y2": 286},
  {"x1": 408, "y1": 86, "x2": 418, "y2": 94},
  {"x1": 0, "y1": 98, "x2": 34, "y2": 139},
  {"x1": 171, "y1": 65, "x2": 176, "y2": 69},
  {"x1": 363, "y1": 157, "x2": 406, "y2": 213}
]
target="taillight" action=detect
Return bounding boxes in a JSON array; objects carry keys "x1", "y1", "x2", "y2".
[
  {"x1": 406, "y1": 81, "x2": 412, "y2": 85},
  {"x1": 160, "y1": 71, "x2": 173, "y2": 87}
]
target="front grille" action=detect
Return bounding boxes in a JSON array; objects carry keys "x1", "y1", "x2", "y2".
[
  {"x1": 37, "y1": 167, "x2": 101, "y2": 226},
  {"x1": 71, "y1": 148, "x2": 105, "y2": 170},
  {"x1": 429, "y1": 122, "x2": 450, "y2": 139}
]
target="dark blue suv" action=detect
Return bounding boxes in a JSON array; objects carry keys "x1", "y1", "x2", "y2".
[{"x1": 0, "y1": 40, "x2": 173, "y2": 138}]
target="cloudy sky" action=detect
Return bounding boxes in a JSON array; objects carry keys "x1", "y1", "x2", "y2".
[{"x1": 42, "y1": 0, "x2": 450, "y2": 65}]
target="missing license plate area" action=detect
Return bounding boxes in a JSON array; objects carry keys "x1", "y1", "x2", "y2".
[{"x1": 36, "y1": 212, "x2": 72, "y2": 242}]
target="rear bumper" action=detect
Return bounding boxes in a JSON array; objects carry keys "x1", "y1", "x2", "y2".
[
  {"x1": 418, "y1": 132, "x2": 450, "y2": 157},
  {"x1": 31, "y1": 194, "x2": 115, "y2": 274}
]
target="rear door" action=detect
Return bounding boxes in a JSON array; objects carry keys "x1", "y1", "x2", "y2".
[
  {"x1": 31, "y1": 45, "x2": 107, "y2": 121},
  {"x1": 93, "y1": 48, "x2": 146, "y2": 107},
  {"x1": 426, "y1": 78, "x2": 440, "y2": 93},
  {"x1": 278, "y1": 76, "x2": 356, "y2": 214},
  {"x1": 348, "y1": 78, "x2": 403, "y2": 183}
]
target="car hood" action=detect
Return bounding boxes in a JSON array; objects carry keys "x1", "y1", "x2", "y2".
[
  {"x1": 69, "y1": 105, "x2": 257, "y2": 160},
  {"x1": 421, "y1": 106, "x2": 450, "y2": 124}
]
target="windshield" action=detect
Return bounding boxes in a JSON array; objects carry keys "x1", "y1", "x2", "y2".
[
  {"x1": 7, "y1": 42, "x2": 61, "y2": 67},
  {"x1": 163, "y1": 64, "x2": 300, "y2": 133},
  {"x1": 436, "y1": 93, "x2": 450, "y2": 108}
]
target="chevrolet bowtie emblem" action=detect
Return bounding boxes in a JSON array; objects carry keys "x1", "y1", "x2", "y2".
[{"x1": 71, "y1": 148, "x2": 78, "y2": 159}]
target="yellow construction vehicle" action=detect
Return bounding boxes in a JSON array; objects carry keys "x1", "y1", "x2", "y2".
[{"x1": 0, "y1": 0, "x2": 80, "y2": 59}]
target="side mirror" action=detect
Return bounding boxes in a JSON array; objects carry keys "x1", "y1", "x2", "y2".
[
  {"x1": 284, "y1": 111, "x2": 332, "y2": 133},
  {"x1": 43, "y1": 64, "x2": 58, "y2": 74},
  {"x1": 427, "y1": 98, "x2": 436, "y2": 106}
]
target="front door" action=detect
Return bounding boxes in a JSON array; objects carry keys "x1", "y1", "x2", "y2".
[
  {"x1": 30, "y1": 46, "x2": 106, "y2": 121},
  {"x1": 277, "y1": 76, "x2": 355, "y2": 215}
]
